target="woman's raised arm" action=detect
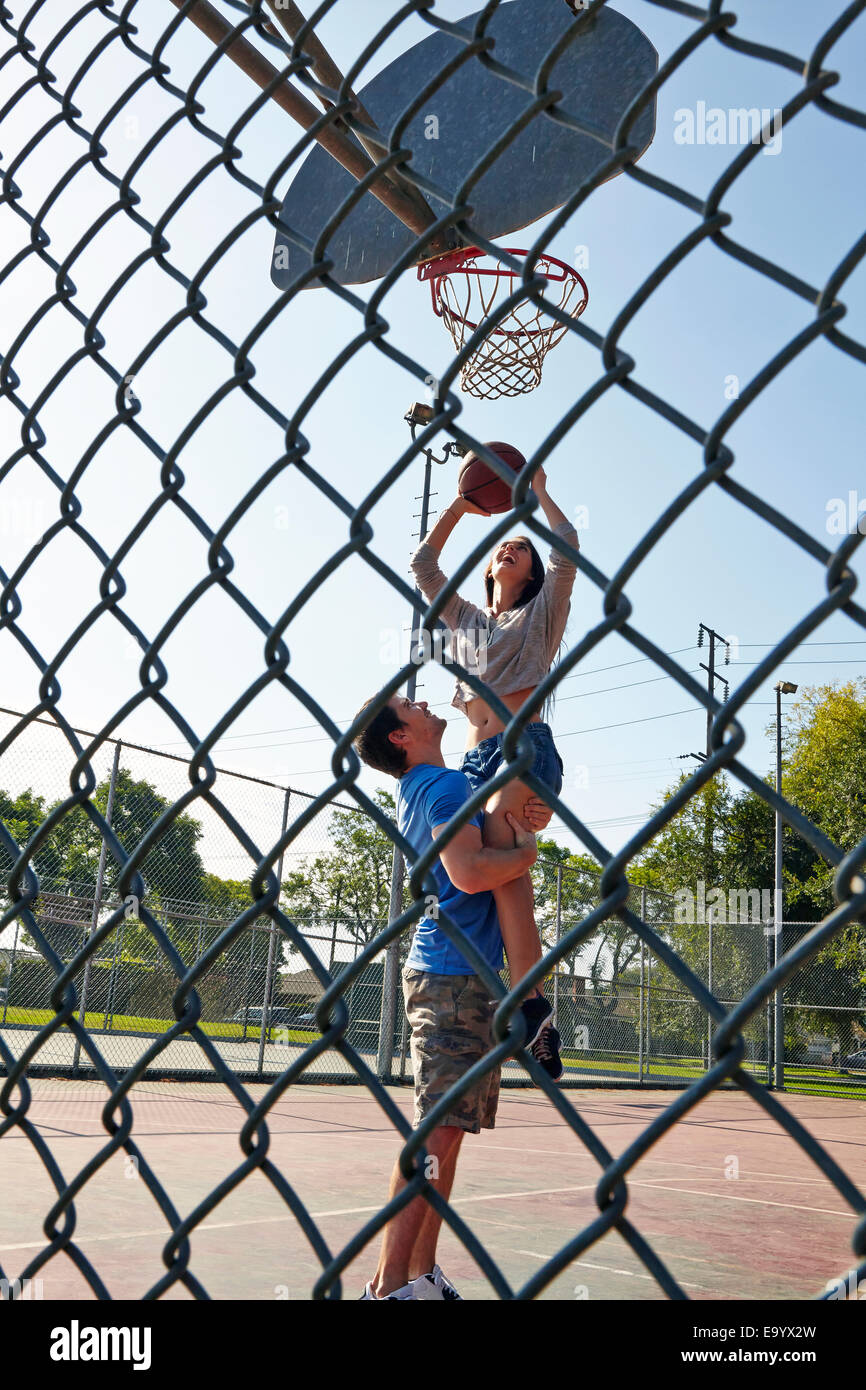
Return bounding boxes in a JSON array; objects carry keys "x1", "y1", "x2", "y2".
[{"x1": 410, "y1": 494, "x2": 487, "y2": 630}]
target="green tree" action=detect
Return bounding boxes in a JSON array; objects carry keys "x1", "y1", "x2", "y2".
[
  {"x1": 1, "y1": 769, "x2": 205, "y2": 958},
  {"x1": 280, "y1": 790, "x2": 401, "y2": 958},
  {"x1": 768, "y1": 682, "x2": 866, "y2": 1052}
]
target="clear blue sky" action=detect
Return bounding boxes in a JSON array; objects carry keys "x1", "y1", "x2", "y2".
[{"x1": 0, "y1": 0, "x2": 863, "y2": 879}]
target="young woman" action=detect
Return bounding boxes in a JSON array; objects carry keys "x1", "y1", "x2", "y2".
[{"x1": 411, "y1": 464, "x2": 578, "y2": 1078}]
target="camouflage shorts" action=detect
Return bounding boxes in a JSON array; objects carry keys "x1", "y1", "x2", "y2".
[{"x1": 402, "y1": 968, "x2": 501, "y2": 1135}]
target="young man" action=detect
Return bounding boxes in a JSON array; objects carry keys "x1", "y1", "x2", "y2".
[{"x1": 353, "y1": 693, "x2": 559, "y2": 1300}]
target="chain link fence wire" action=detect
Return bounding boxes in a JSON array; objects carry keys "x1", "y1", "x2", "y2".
[
  {"x1": 0, "y1": 0, "x2": 865, "y2": 1300},
  {"x1": 0, "y1": 708, "x2": 401, "y2": 1078},
  {"x1": 1, "y1": 730, "x2": 860, "y2": 1088}
]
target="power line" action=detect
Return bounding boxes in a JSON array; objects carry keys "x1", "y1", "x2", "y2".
[{"x1": 149, "y1": 640, "x2": 866, "y2": 752}]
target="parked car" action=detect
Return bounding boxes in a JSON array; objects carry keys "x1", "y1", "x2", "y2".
[{"x1": 841, "y1": 1048, "x2": 866, "y2": 1071}]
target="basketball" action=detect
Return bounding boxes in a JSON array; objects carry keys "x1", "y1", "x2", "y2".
[{"x1": 458, "y1": 441, "x2": 527, "y2": 514}]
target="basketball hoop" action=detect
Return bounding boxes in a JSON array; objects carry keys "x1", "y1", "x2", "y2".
[{"x1": 418, "y1": 247, "x2": 588, "y2": 400}]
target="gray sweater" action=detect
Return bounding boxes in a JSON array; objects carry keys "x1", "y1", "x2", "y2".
[{"x1": 410, "y1": 521, "x2": 579, "y2": 712}]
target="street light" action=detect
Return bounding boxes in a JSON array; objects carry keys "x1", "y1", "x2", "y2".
[{"x1": 773, "y1": 680, "x2": 798, "y2": 1089}]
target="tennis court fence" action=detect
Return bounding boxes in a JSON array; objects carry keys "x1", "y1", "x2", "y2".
[{"x1": 1, "y1": 710, "x2": 861, "y2": 1088}]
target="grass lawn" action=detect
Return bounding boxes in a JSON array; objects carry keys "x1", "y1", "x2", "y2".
[
  {"x1": 3, "y1": 1008, "x2": 865, "y2": 1096},
  {"x1": 559, "y1": 1050, "x2": 866, "y2": 1097},
  {"x1": 1, "y1": 1005, "x2": 319, "y2": 1045}
]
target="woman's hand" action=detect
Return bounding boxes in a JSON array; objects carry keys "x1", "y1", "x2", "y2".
[
  {"x1": 530, "y1": 463, "x2": 548, "y2": 497},
  {"x1": 453, "y1": 492, "x2": 490, "y2": 518},
  {"x1": 523, "y1": 795, "x2": 554, "y2": 832}
]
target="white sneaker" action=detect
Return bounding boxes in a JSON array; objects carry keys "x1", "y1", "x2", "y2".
[
  {"x1": 410, "y1": 1265, "x2": 463, "y2": 1301},
  {"x1": 359, "y1": 1280, "x2": 416, "y2": 1300}
]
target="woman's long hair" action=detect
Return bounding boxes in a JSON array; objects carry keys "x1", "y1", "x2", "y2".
[
  {"x1": 483, "y1": 535, "x2": 544, "y2": 610},
  {"x1": 482, "y1": 535, "x2": 564, "y2": 718}
]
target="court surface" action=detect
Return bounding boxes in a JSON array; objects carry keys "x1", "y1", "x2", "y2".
[{"x1": 1, "y1": 1081, "x2": 863, "y2": 1300}]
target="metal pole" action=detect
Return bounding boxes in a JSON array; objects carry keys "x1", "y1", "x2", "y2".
[
  {"x1": 241, "y1": 924, "x2": 256, "y2": 1041},
  {"x1": 399, "y1": 1000, "x2": 409, "y2": 1081},
  {"x1": 377, "y1": 846, "x2": 404, "y2": 1079},
  {"x1": 376, "y1": 445, "x2": 436, "y2": 1081},
  {"x1": 554, "y1": 864, "x2": 562, "y2": 1020},
  {"x1": 328, "y1": 882, "x2": 342, "y2": 973},
  {"x1": 638, "y1": 938, "x2": 644, "y2": 1084},
  {"x1": 72, "y1": 741, "x2": 121, "y2": 1074},
  {"x1": 2, "y1": 918, "x2": 19, "y2": 1025},
  {"x1": 639, "y1": 887, "x2": 646, "y2": 1082},
  {"x1": 257, "y1": 788, "x2": 291, "y2": 1074},
  {"x1": 261, "y1": 0, "x2": 438, "y2": 220},
  {"x1": 766, "y1": 930, "x2": 774, "y2": 1085},
  {"x1": 645, "y1": 946, "x2": 652, "y2": 1080},
  {"x1": 168, "y1": 0, "x2": 447, "y2": 249},
  {"x1": 104, "y1": 908, "x2": 125, "y2": 1032},
  {"x1": 705, "y1": 630, "x2": 715, "y2": 760},
  {"x1": 707, "y1": 913, "x2": 713, "y2": 1071},
  {"x1": 774, "y1": 687, "x2": 784, "y2": 1090}
]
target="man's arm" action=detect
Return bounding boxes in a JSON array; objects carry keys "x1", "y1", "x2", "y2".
[{"x1": 432, "y1": 813, "x2": 536, "y2": 895}]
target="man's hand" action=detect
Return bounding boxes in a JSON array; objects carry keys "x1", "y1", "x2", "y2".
[
  {"x1": 523, "y1": 795, "x2": 554, "y2": 832},
  {"x1": 505, "y1": 812, "x2": 537, "y2": 868}
]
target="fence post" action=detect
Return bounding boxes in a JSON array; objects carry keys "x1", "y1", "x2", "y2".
[
  {"x1": 257, "y1": 788, "x2": 290, "y2": 1076},
  {"x1": 104, "y1": 911, "x2": 127, "y2": 1032},
  {"x1": 377, "y1": 845, "x2": 404, "y2": 1080},
  {"x1": 766, "y1": 930, "x2": 774, "y2": 1086},
  {"x1": 2, "y1": 918, "x2": 20, "y2": 1025},
  {"x1": 241, "y1": 918, "x2": 257, "y2": 1041},
  {"x1": 327, "y1": 881, "x2": 343, "y2": 973},
  {"x1": 399, "y1": 1001, "x2": 409, "y2": 1080},
  {"x1": 639, "y1": 887, "x2": 646, "y2": 1083},
  {"x1": 72, "y1": 740, "x2": 121, "y2": 1075},
  {"x1": 646, "y1": 939, "x2": 652, "y2": 1081},
  {"x1": 638, "y1": 938, "x2": 644, "y2": 1084},
  {"x1": 707, "y1": 913, "x2": 714, "y2": 1072},
  {"x1": 553, "y1": 863, "x2": 562, "y2": 1021}
]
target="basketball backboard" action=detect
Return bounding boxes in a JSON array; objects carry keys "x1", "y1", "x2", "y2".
[{"x1": 271, "y1": 0, "x2": 658, "y2": 290}]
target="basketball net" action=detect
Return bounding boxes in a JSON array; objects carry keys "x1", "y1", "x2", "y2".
[{"x1": 418, "y1": 247, "x2": 588, "y2": 400}]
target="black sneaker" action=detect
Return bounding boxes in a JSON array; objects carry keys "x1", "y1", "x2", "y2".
[
  {"x1": 518, "y1": 993, "x2": 553, "y2": 1049},
  {"x1": 530, "y1": 1022, "x2": 564, "y2": 1082}
]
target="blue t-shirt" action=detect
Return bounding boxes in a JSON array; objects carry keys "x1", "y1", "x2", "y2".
[{"x1": 398, "y1": 764, "x2": 503, "y2": 975}]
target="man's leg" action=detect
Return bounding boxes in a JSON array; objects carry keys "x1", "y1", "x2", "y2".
[
  {"x1": 408, "y1": 1128, "x2": 463, "y2": 1281},
  {"x1": 372, "y1": 1124, "x2": 464, "y2": 1298}
]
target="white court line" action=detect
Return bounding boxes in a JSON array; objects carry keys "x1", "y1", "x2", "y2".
[
  {"x1": 1, "y1": 1174, "x2": 854, "y2": 1256},
  {"x1": 0, "y1": 1183, "x2": 601, "y2": 1253},
  {"x1": 474, "y1": 1145, "x2": 857, "y2": 1189},
  {"x1": 505, "y1": 1248, "x2": 710, "y2": 1293},
  {"x1": 630, "y1": 1180, "x2": 853, "y2": 1218}
]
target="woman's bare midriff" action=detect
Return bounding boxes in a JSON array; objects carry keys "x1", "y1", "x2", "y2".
[{"x1": 463, "y1": 687, "x2": 542, "y2": 749}]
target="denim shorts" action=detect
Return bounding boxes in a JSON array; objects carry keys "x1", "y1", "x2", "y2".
[{"x1": 460, "y1": 721, "x2": 564, "y2": 798}]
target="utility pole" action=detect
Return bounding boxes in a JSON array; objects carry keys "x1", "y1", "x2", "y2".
[
  {"x1": 376, "y1": 404, "x2": 464, "y2": 1079},
  {"x1": 697, "y1": 623, "x2": 730, "y2": 761},
  {"x1": 681, "y1": 623, "x2": 730, "y2": 1073}
]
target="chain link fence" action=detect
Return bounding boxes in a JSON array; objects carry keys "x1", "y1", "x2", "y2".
[
  {"x1": 0, "y1": 0, "x2": 865, "y2": 1300},
  {"x1": 1, "y1": 720, "x2": 861, "y2": 1093}
]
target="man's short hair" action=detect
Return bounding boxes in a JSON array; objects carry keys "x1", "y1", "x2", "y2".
[{"x1": 353, "y1": 697, "x2": 407, "y2": 777}]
